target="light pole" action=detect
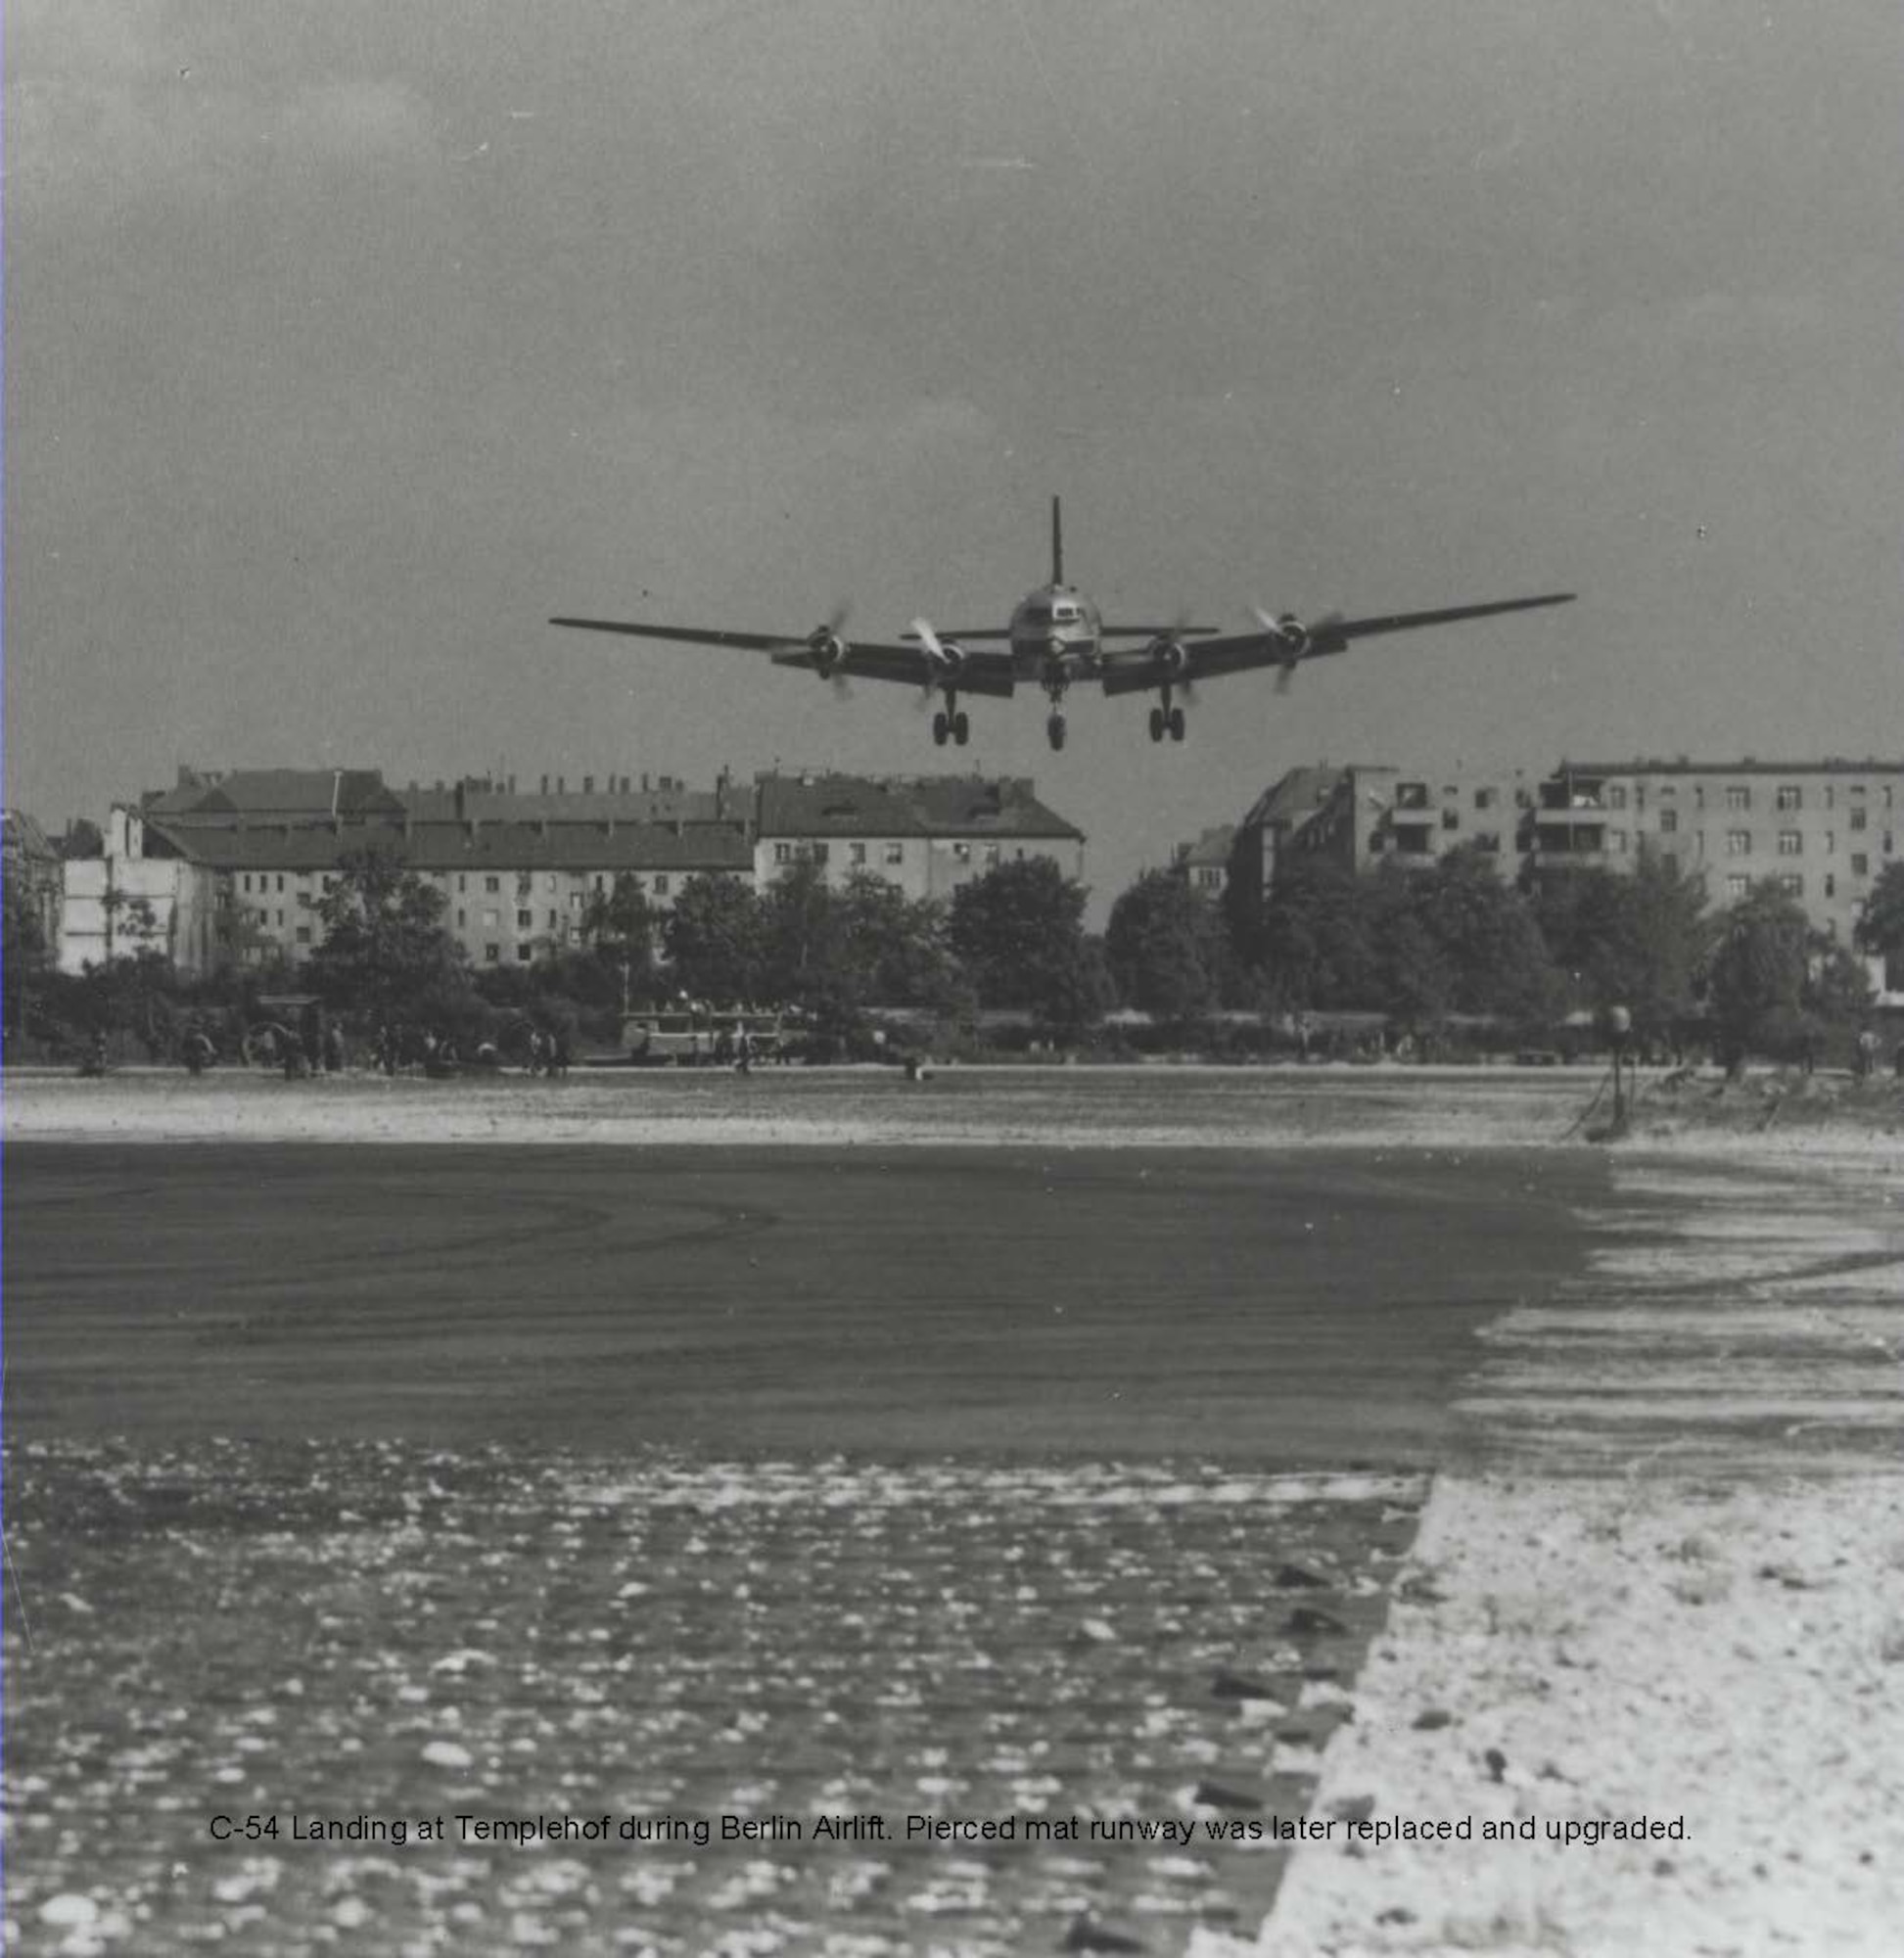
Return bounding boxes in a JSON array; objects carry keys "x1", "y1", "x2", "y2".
[{"x1": 1607, "y1": 1003, "x2": 1632, "y2": 1132}]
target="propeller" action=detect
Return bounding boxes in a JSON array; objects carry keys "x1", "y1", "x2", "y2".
[
  {"x1": 1251, "y1": 605, "x2": 1342, "y2": 692},
  {"x1": 801, "y1": 601, "x2": 853, "y2": 697}
]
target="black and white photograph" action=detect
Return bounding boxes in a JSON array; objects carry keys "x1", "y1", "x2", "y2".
[{"x1": 4, "y1": 4, "x2": 1901, "y2": 1953}]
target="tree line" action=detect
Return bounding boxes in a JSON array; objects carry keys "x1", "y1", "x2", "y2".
[{"x1": 8, "y1": 840, "x2": 1903, "y2": 1067}]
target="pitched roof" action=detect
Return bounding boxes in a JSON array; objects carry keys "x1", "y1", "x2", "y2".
[
  {"x1": 397, "y1": 783, "x2": 734, "y2": 825},
  {"x1": 755, "y1": 772, "x2": 1083, "y2": 842},
  {"x1": 145, "y1": 818, "x2": 753, "y2": 874},
  {"x1": 145, "y1": 769, "x2": 404, "y2": 820}
]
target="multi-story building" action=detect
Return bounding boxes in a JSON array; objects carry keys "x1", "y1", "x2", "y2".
[
  {"x1": 1528, "y1": 760, "x2": 1899, "y2": 948},
  {"x1": 3, "y1": 810, "x2": 65, "y2": 959},
  {"x1": 1228, "y1": 755, "x2": 1904, "y2": 1002},
  {"x1": 59, "y1": 765, "x2": 1089, "y2": 972},
  {"x1": 58, "y1": 806, "x2": 222, "y2": 974},
  {"x1": 1169, "y1": 825, "x2": 1236, "y2": 899},
  {"x1": 753, "y1": 771, "x2": 1086, "y2": 901}
]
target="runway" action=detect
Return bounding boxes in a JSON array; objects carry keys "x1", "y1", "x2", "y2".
[
  {"x1": 4, "y1": 1142, "x2": 1603, "y2": 1462},
  {"x1": 3, "y1": 1140, "x2": 1608, "y2": 1954}
]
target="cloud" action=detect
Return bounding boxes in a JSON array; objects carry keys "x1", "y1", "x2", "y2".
[{"x1": 6, "y1": 1, "x2": 438, "y2": 219}]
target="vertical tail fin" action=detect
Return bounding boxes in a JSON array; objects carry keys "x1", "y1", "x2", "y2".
[{"x1": 1050, "y1": 494, "x2": 1064, "y2": 585}]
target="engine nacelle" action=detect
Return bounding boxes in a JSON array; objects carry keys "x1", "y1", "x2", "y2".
[
  {"x1": 1147, "y1": 634, "x2": 1190, "y2": 676},
  {"x1": 807, "y1": 628, "x2": 848, "y2": 677},
  {"x1": 1274, "y1": 615, "x2": 1311, "y2": 658},
  {"x1": 933, "y1": 637, "x2": 968, "y2": 679}
]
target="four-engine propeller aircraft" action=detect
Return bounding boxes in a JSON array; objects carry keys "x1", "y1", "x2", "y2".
[{"x1": 550, "y1": 498, "x2": 1573, "y2": 753}]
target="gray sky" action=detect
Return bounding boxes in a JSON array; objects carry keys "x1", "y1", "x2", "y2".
[{"x1": 7, "y1": 1, "x2": 1899, "y2": 914}]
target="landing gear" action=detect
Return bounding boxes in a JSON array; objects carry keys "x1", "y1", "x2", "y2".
[
  {"x1": 952, "y1": 710, "x2": 969, "y2": 745},
  {"x1": 1045, "y1": 711, "x2": 1067, "y2": 752},
  {"x1": 1148, "y1": 693, "x2": 1187, "y2": 743},
  {"x1": 1169, "y1": 705, "x2": 1185, "y2": 742},
  {"x1": 932, "y1": 710, "x2": 949, "y2": 747},
  {"x1": 931, "y1": 698, "x2": 971, "y2": 748}
]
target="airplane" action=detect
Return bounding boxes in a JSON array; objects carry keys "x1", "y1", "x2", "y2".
[{"x1": 550, "y1": 498, "x2": 1574, "y2": 754}]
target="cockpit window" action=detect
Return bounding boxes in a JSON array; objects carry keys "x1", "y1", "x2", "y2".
[{"x1": 1052, "y1": 603, "x2": 1080, "y2": 623}]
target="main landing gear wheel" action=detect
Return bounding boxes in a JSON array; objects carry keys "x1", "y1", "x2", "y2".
[
  {"x1": 1045, "y1": 712, "x2": 1066, "y2": 752},
  {"x1": 1148, "y1": 706, "x2": 1165, "y2": 743},
  {"x1": 952, "y1": 710, "x2": 969, "y2": 746},
  {"x1": 1169, "y1": 706, "x2": 1185, "y2": 742},
  {"x1": 932, "y1": 710, "x2": 950, "y2": 747}
]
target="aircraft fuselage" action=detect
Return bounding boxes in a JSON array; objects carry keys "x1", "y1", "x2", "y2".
[{"x1": 1006, "y1": 582, "x2": 1103, "y2": 697}]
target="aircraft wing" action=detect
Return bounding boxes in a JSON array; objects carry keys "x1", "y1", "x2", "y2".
[
  {"x1": 549, "y1": 616, "x2": 1020, "y2": 697},
  {"x1": 1098, "y1": 591, "x2": 1574, "y2": 697}
]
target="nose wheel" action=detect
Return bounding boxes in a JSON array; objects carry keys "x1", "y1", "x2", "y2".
[{"x1": 1045, "y1": 712, "x2": 1067, "y2": 752}]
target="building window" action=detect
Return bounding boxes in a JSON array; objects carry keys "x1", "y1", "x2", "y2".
[
  {"x1": 1693, "y1": 785, "x2": 1705, "y2": 810},
  {"x1": 276, "y1": 909, "x2": 285, "y2": 926},
  {"x1": 774, "y1": 842, "x2": 794, "y2": 864},
  {"x1": 1726, "y1": 874, "x2": 1750, "y2": 898},
  {"x1": 1851, "y1": 807, "x2": 1869, "y2": 831},
  {"x1": 1441, "y1": 808, "x2": 1460, "y2": 831},
  {"x1": 1196, "y1": 867, "x2": 1223, "y2": 889},
  {"x1": 482, "y1": 875, "x2": 498, "y2": 894},
  {"x1": 652, "y1": 875, "x2": 670, "y2": 896},
  {"x1": 1473, "y1": 787, "x2": 1496, "y2": 811},
  {"x1": 849, "y1": 841, "x2": 867, "y2": 864},
  {"x1": 811, "y1": 843, "x2": 829, "y2": 866},
  {"x1": 458, "y1": 874, "x2": 467, "y2": 893},
  {"x1": 1395, "y1": 781, "x2": 1429, "y2": 810},
  {"x1": 456, "y1": 909, "x2": 466, "y2": 928},
  {"x1": 242, "y1": 873, "x2": 252, "y2": 894},
  {"x1": 1659, "y1": 809, "x2": 1679, "y2": 834},
  {"x1": 485, "y1": 944, "x2": 500, "y2": 962},
  {"x1": 1609, "y1": 829, "x2": 1627, "y2": 853},
  {"x1": 1605, "y1": 785, "x2": 1627, "y2": 811},
  {"x1": 483, "y1": 908, "x2": 498, "y2": 927},
  {"x1": 1777, "y1": 830, "x2": 1802, "y2": 857},
  {"x1": 1726, "y1": 830, "x2": 1751, "y2": 856},
  {"x1": 952, "y1": 842, "x2": 971, "y2": 863},
  {"x1": 984, "y1": 843, "x2": 1001, "y2": 865},
  {"x1": 295, "y1": 926, "x2": 311, "y2": 946},
  {"x1": 517, "y1": 943, "x2": 534, "y2": 962},
  {"x1": 1852, "y1": 854, "x2": 1870, "y2": 876},
  {"x1": 1824, "y1": 874, "x2": 1835, "y2": 899},
  {"x1": 1475, "y1": 831, "x2": 1502, "y2": 854},
  {"x1": 546, "y1": 874, "x2": 558, "y2": 893},
  {"x1": 1776, "y1": 785, "x2": 1801, "y2": 812},
  {"x1": 275, "y1": 874, "x2": 285, "y2": 893},
  {"x1": 1725, "y1": 785, "x2": 1750, "y2": 811},
  {"x1": 547, "y1": 909, "x2": 558, "y2": 929},
  {"x1": 884, "y1": 842, "x2": 905, "y2": 865},
  {"x1": 321, "y1": 874, "x2": 334, "y2": 892},
  {"x1": 517, "y1": 908, "x2": 533, "y2": 928},
  {"x1": 1777, "y1": 874, "x2": 1802, "y2": 898},
  {"x1": 570, "y1": 893, "x2": 583, "y2": 911}
]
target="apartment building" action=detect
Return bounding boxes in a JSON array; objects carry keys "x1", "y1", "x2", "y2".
[
  {"x1": 1227, "y1": 755, "x2": 1904, "y2": 1000},
  {"x1": 1528, "y1": 760, "x2": 1900, "y2": 953},
  {"x1": 754, "y1": 771, "x2": 1086, "y2": 901},
  {"x1": 59, "y1": 764, "x2": 1090, "y2": 971}
]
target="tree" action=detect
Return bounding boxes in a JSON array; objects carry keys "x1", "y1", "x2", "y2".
[
  {"x1": 833, "y1": 873, "x2": 972, "y2": 1015},
  {"x1": 1533, "y1": 847, "x2": 1709, "y2": 1042},
  {"x1": 1411, "y1": 848, "x2": 1558, "y2": 1022},
  {"x1": 664, "y1": 872, "x2": 765, "y2": 1002},
  {"x1": 4, "y1": 879, "x2": 50, "y2": 1035},
  {"x1": 59, "y1": 817, "x2": 105, "y2": 860},
  {"x1": 1252, "y1": 859, "x2": 1380, "y2": 1009},
  {"x1": 1854, "y1": 861, "x2": 1904, "y2": 992},
  {"x1": 1105, "y1": 871, "x2": 1227, "y2": 1024},
  {"x1": 949, "y1": 858, "x2": 1109, "y2": 1031},
  {"x1": 1705, "y1": 882, "x2": 1810, "y2": 1070},
  {"x1": 580, "y1": 872, "x2": 655, "y2": 1008},
  {"x1": 306, "y1": 845, "x2": 471, "y2": 1023}
]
